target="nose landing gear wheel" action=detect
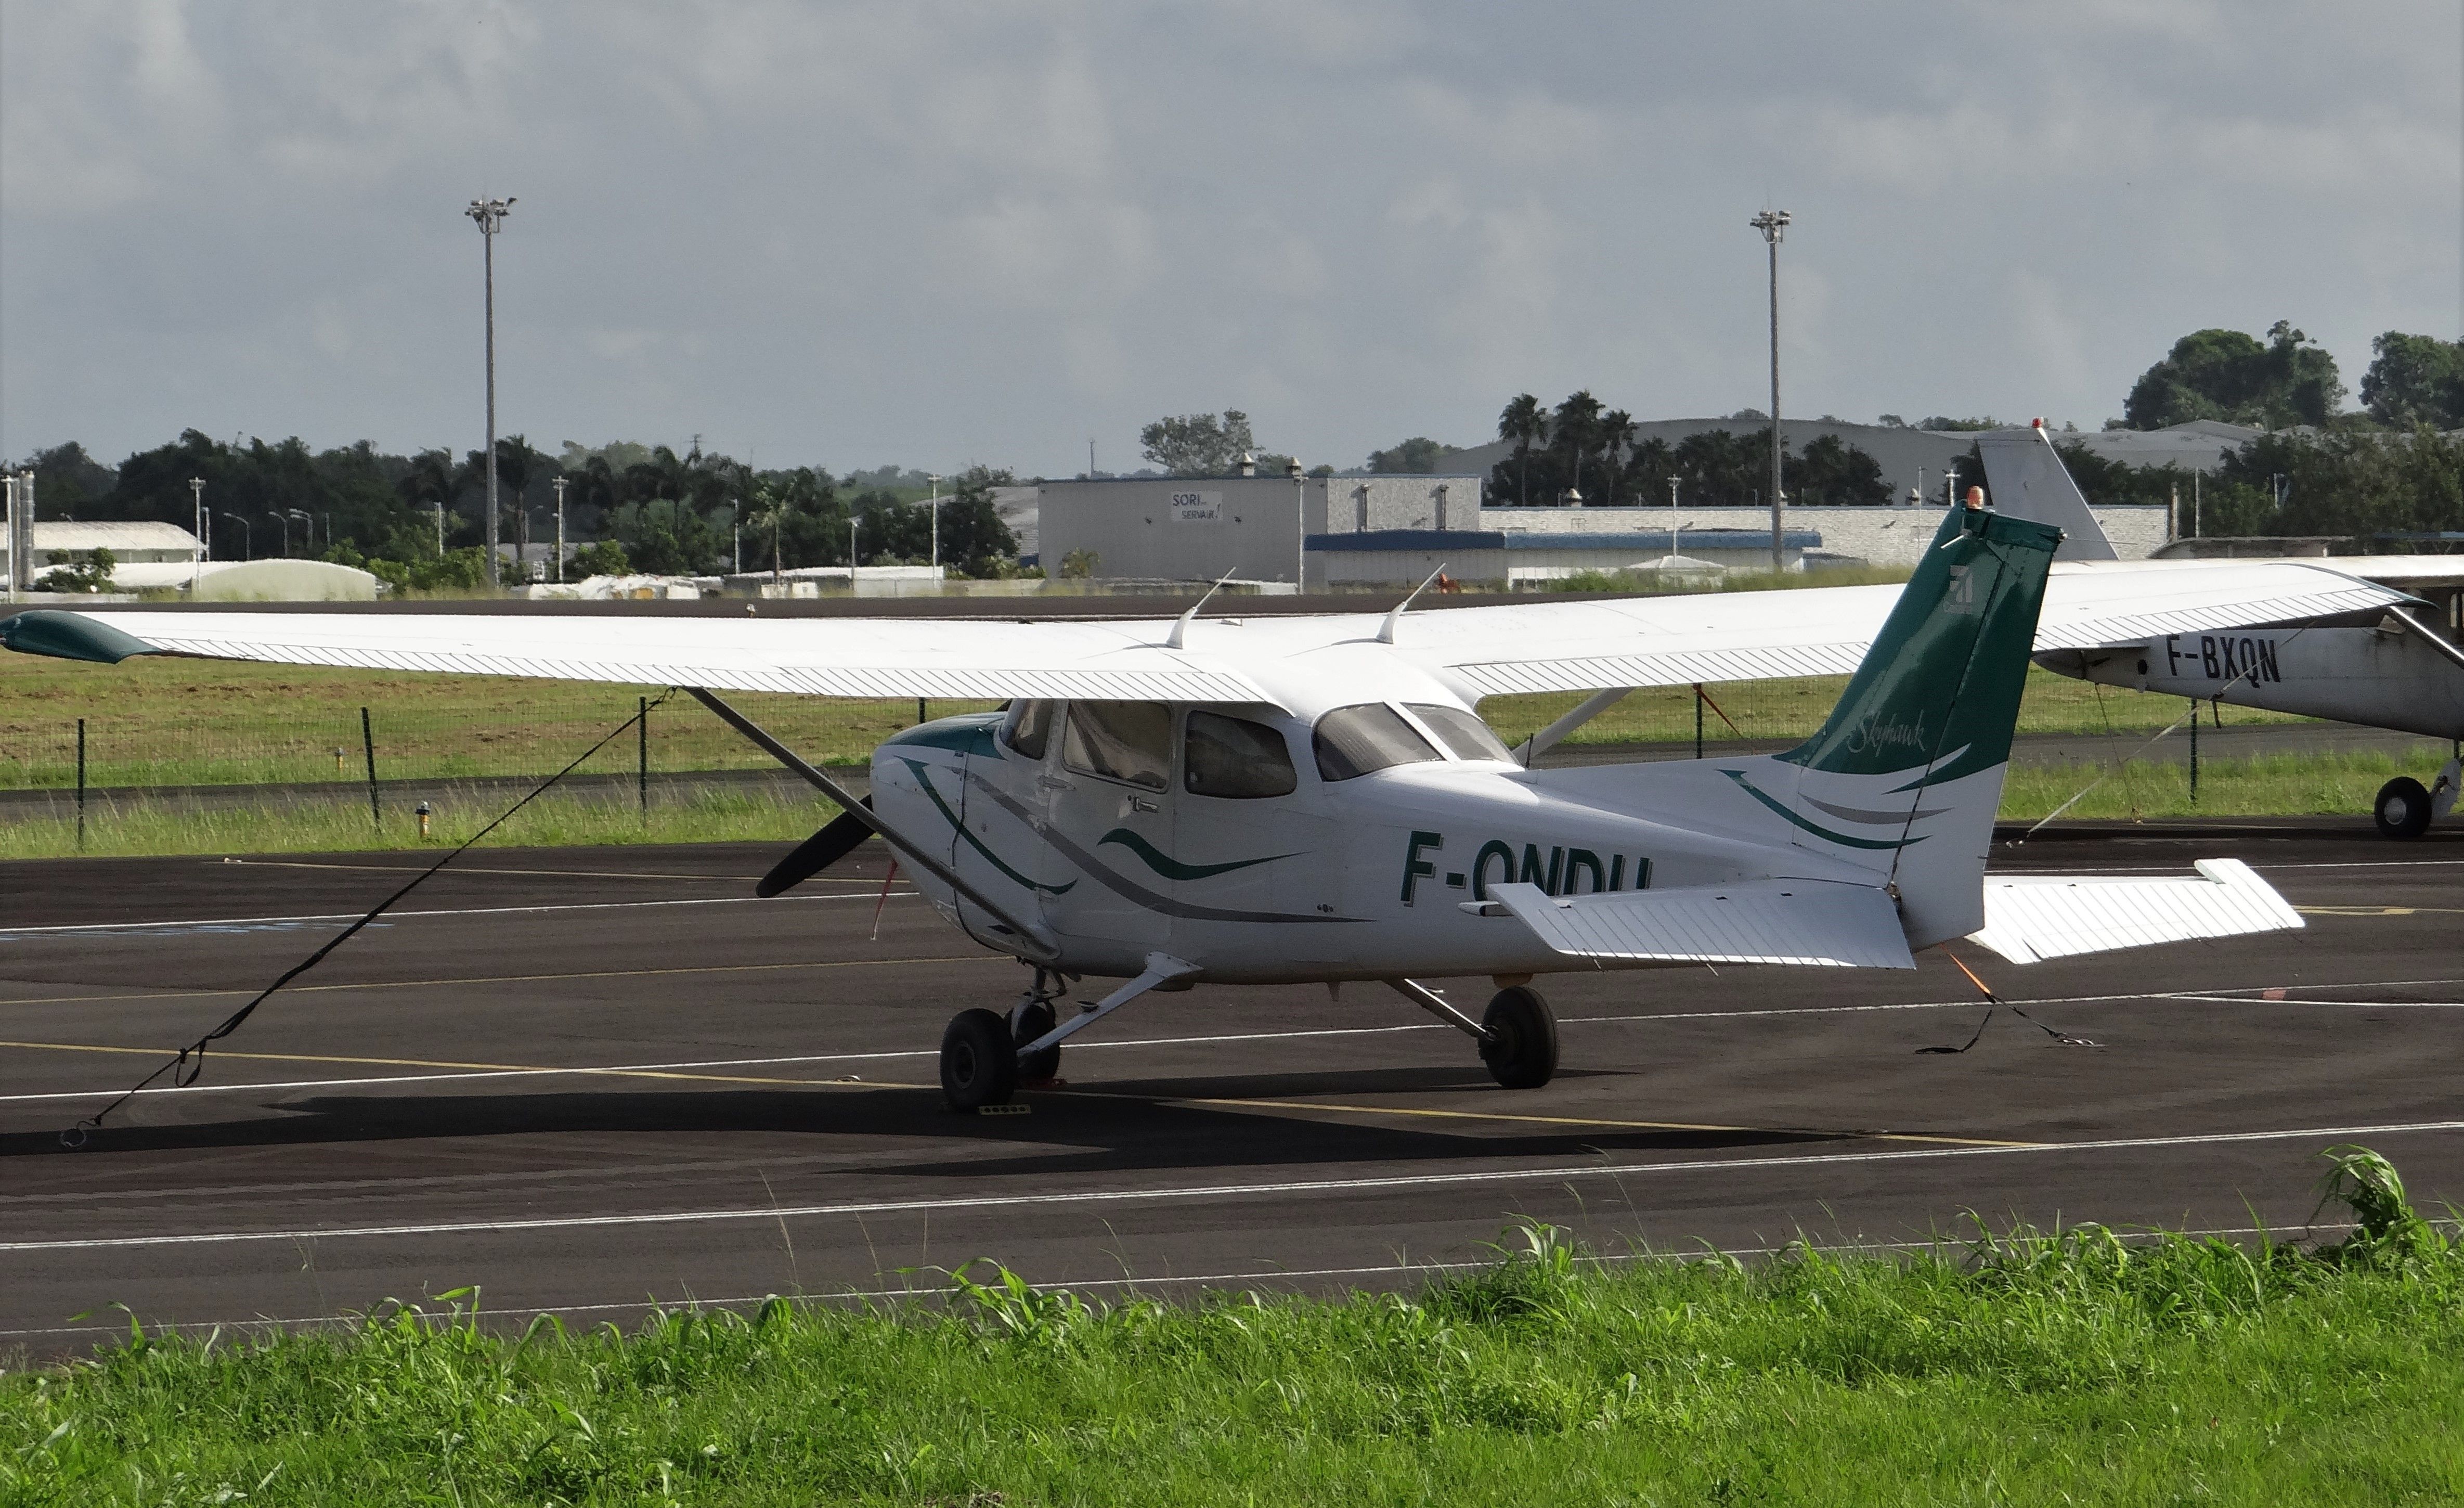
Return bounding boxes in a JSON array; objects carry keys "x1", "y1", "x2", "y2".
[
  {"x1": 2374, "y1": 777, "x2": 2433, "y2": 840},
  {"x1": 1480, "y1": 985, "x2": 1559, "y2": 1090},
  {"x1": 1013, "y1": 999, "x2": 1060, "y2": 1081},
  {"x1": 941, "y1": 1008, "x2": 1019, "y2": 1111}
]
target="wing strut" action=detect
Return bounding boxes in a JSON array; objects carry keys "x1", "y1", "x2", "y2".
[{"x1": 685, "y1": 686, "x2": 1060, "y2": 964}]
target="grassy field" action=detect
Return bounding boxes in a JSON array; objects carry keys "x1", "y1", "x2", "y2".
[
  {"x1": 5, "y1": 1151, "x2": 2457, "y2": 1506},
  {"x1": 0, "y1": 750, "x2": 2419, "y2": 861},
  {"x1": 4, "y1": 645, "x2": 2308, "y2": 792}
]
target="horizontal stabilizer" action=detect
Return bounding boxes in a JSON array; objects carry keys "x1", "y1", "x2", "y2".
[
  {"x1": 1965, "y1": 858, "x2": 2301, "y2": 965},
  {"x1": 1472, "y1": 881, "x2": 1914, "y2": 969}
]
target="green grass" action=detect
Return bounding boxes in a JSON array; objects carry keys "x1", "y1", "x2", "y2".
[
  {"x1": 1996, "y1": 750, "x2": 2424, "y2": 822},
  {"x1": 6, "y1": 1151, "x2": 2458, "y2": 1506},
  {"x1": 0, "y1": 787, "x2": 842, "y2": 861},
  {"x1": 5, "y1": 629, "x2": 2315, "y2": 794},
  {"x1": 0, "y1": 750, "x2": 2415, "y2": 861}
]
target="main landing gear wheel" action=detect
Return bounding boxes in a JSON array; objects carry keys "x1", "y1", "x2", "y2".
[
  {"x1": 1480, "y1": 985, "x2": 1559, "y2": 1090},
  {"x1": 1013, "y1": 999, "x2": 1060, "y2": 1081},
  {"x1": 2374, "y1": 777, "x2": 2433, "y2": 840},
  {"x1": 940, "y1": 1008, "x2": 1018, "y2": 1111}
]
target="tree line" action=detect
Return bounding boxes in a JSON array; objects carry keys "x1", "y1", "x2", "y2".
[
  {"x1": 12, "y1": 432, "x2": 1020, "y2": 588},
  {"x1": 1489, "y1": 391, "x2": 1896, "y2": 510}
]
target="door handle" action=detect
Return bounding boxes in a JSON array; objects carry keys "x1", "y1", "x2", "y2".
[{"x1": 1129, "y1": 797, "x2": 1159, "y2": 813}]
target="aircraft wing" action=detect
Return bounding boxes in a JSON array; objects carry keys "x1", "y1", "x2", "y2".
[
  {"x1": 0, "y1": 553, "x2": 2410, "y2": 706},
  {"x1": 1385, "y1": 559, "x2": 2411, "y2": 697},
  {"x1": 1964, "y1": 858, "x2": 2302, "y2": 965},
  {"x1": 0, "y1": 607, "x2": 1274, "y2": 705},
  {"x1": 1473, "y1": 880, "x2": 1916, "y2": 969}
]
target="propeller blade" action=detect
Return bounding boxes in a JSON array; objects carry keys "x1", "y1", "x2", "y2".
[{"x1": 757, "y1": 797, "x2": 875, "y2": 897}]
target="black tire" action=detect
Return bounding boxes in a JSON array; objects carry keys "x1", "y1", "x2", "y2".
[
  {"x1": 2374, "y1": 777, "x2": 2433, "y2": 840},
  {"x1": 1480, "y1": 986, "x2": 1559, "y2": 1090},
  {"x1": 940, "y1": 1008, "x2": 1018, "y2": 1111},
  {"x1": 1013, "y1": 1000, "x2": 1060, "y2": 1081}
]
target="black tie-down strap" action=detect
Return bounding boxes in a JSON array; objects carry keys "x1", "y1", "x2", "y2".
[{"x1": 60, "y1": 691, "x2": 677, "y2": 1149}]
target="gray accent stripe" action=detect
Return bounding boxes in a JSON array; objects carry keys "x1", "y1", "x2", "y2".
[{"x1": 960, "y1": 769, "x2": 1360, "y2": 926}]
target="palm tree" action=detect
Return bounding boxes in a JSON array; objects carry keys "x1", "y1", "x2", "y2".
[
  {"x1": 1497, "y1": 394, "x2": 1548, "y2": 506},
  {"x1": 745, "y1": 479, "x2": 793, "y2": 582},
  {"x1": 1552, "y1": 391, "x2": 1604, "y2": 502},
  {"x1": 1598, "y1": 409, "x2": 1637, "y2": 505},
  {"x1": 397, "y1": 448, "x2": 458, "y2": 556}
]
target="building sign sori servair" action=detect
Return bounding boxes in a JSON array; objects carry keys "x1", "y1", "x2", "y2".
[{"x1": 1170, "y1": 491, "x2": 1223, "y2": 523}]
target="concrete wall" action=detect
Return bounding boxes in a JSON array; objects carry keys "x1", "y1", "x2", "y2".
[{"x1": 1478, "y1": 504, "x2": 2169, "y2": 565}]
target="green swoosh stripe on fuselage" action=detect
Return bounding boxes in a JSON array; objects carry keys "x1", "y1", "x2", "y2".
[
  {"x1": 1098, "y1": 828, "x2": 1294, "y2": 881},
  {"x1": 1721, "y1": 769, "x2": 1926, "y2": 852},
  {"x1": 896, "y1": 757, "x2": 1077, "y2": 895}
]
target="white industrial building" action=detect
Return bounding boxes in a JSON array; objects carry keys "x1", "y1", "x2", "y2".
[{"x1": 1032, "y1": 470, "x2": 2166, "y2": 588}]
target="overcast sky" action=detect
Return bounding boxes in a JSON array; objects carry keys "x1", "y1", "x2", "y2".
[{"x1": 4, "y1": 2, "x2": 2458, "y2": 479}]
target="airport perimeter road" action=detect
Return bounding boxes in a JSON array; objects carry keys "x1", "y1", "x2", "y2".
[{"x1": 3, "y1": 824, "x2": 2459, "y2": 1359}]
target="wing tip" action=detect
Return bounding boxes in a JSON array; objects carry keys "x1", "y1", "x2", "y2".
[{"x1": 0, "y1": 608, "x2": 162, "y2": 664}]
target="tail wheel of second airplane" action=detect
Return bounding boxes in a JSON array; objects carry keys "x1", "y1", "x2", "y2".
[
  {"x1": 2374, "y1": 777, "x2": 2434, "y2": 840},
  {"x1": 1480, "y1": 985, "x2": 1559, "y2": 1090},
  {"x1": 940, "y1": 1008, "x2": 1019, "y2": 1111}
]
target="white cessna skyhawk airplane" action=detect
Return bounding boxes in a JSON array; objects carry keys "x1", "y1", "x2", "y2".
[
  {"x1": 5, "y1": 503, "x2": 2337, "y2": 1109},
  {"x1": 1977, "y1": 422, "x2": 2464, "y2": 840}
]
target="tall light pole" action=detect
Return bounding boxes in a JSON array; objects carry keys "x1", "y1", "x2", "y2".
[
  {"x1": 1750, "y1": 208, "x2": 1791, "y2": 571},
  {"x1": 551, "y1": 476, "x2": 567, "y2": 582},
  {"x1": 188, "y1": 477, "x2": 206, "y2": 583},
  {"x1": 218, "y1": 511, "x2": 251, "y2": 561},
  {"x1": 925, "y1": 473, "x2": 941, "y2": 576},
  {"x1": 1288, "y1": 456, "x2": 1307, "y2": 592},
  {"x1": 466, "y1": 195, "x2": 515, "y2": 588}
]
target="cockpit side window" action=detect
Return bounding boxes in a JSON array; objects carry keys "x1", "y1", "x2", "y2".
[
  {"x1": 1061, "y1": 701, "x2": 1172, "y2": 790},
  {"x1": 1001, "y1": 700, "x2": 1055, "y2": 759},
  {"x1": 1312, "y1": 703, "x2": 1441, "y2": 782},
  {"x1": 1407, "y1": 703, "x2": 1515, "y2": 763},
  {"x1": 1184, "y1": 711, "x2": 1298, "y2": 798}
]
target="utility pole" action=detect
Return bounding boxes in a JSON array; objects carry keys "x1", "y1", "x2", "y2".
[
  {"x1": 926, "y1": 473, "x2": 941, "y2": 575},
  {"x1": 1750, "y1": 209, "x2": 1792, "y2": 571},
  {"x1": 551, "y1": 476, "x2": 567, "y2": 582},
  {"x1": 466, "y1": 195, "x2": 515, "y2": 588},
  {"x1": 189, "y1": 478, "x2": 206, "y2": 588}
]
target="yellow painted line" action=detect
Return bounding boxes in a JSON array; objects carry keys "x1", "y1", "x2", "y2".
[
  {"x1": 221, "y1": 858, "x2": 875, "y2": 884},
  {"x1": 0, "y1": 1038, "x2": 931, "y2": 1092},
  {"x1": 0, "y1": 953, "x2": 1008, "y2": 1010},
  {"x1": 1051, "y1": 1088, "x2": 2041, "y2": 1150}
]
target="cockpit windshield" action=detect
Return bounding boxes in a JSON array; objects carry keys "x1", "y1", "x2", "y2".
[
  {"x1": 1312, "y1": 703, "x2": 1441, "y2": 781},
  {"x1": 1407, "y1": 704, "x2": 1515, "y2": 763}
]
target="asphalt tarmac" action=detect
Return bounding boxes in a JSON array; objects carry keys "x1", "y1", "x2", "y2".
[{"x1": 3, "y1": 821, "x2": 2458, "y2": 1361}]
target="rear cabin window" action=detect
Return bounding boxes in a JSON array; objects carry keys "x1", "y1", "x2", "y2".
[
  {"x1": 1061, "y1": 701, "x2": 1172, "y2": 790},
  {"x1": 1001, "y1": 700, "x2": 1056, "y2": 759},
  {"x1": 1184, "y1": 711, "x2": 1298, "y2": 798},
  {"x1": 1313, "y1": 703, "x2": 1441, "y2": 782},
  {"x1": 1408, "y1": 704, "x2": 1515, "y2": 762}
]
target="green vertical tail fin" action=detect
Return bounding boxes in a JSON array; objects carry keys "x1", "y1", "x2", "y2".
[{"x1": 1780, "y1": 505, "x2": 2064, "y2": 788}]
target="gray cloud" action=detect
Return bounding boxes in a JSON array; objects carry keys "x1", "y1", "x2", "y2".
[{"x1": 3, "y1": 1, "x2": 2457, "y2": 476}]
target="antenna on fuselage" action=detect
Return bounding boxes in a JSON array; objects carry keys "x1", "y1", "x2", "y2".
[
  {"x1": 1376, "y1": 563, "x2": 1448, "y2": 645},
  {"x1": 1165, "y1": 566, "x2": 1239, "y2": 650}
]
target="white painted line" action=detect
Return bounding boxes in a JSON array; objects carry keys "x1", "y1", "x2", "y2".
[
  {"x1": 6, "y1": 1119, "x2": 2457, "y2": 1254},
  {"x1": 0, "y1": 1222, "x2": 2367, "y2": 1343},
  {"x1": 0, "y1": 890, "x2": 918, "y2": 938},
  {"x1": 10, "y1": 981, "x2": 2460, "y2": 1105}
]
